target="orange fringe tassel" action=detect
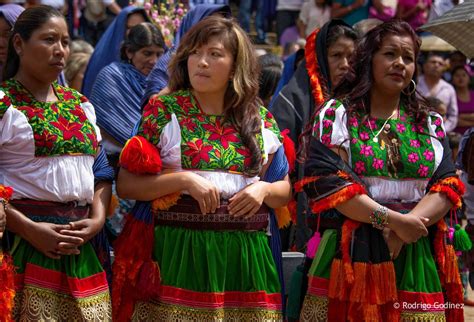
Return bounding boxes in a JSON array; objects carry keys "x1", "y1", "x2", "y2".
[
  {"x1": 294, "y1": 176, "x2": 320, "y2": 193},
  {"x1": 434, "y1": 220, "x2": 464, "y2": 322},
  {"x1": 151, "y1": 192, "x2": 181, "y2": 211},
  {"x1": 304, "y1": 29, "x2": 326, "y2": 106},
  {"x1": 0, "y1": 252, "x2": 15, "y2": 322},
  {"x1": 287, "y1": 199, "x2": 297, "y2": 223},
  {"x1": 119, "y1": 136, "x2": 162, "y2": 174},
  {"x1": 309, "y1": 183, "x2": 367, "y2": 214},
  {"x1": 274, "y1": 206, "x2": 291, "y2": 228},
  {"x1": 429, "y1": 177, "x2": 465, "y2": 209}
]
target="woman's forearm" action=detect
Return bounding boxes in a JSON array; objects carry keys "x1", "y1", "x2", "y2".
[
  {"x1": 409, "y1": 192, "x2": 452, "y2": 227},
  {"x1": 5, "y1": 205, "x2": 36, "y2": 241},
  {"x1": 263, "y1": 175, "x2": 292, "y2": 208},
  {"x1": 117, "y1": 168, "x2": 190, "y2": 201},
  {"x1": 90, "y1": 181, "x2": 112, "y2": 225}
]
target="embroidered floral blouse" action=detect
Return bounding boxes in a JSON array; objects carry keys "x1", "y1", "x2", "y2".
[
  {"x1": 0, "y1": 79, "x2": 101, "y2": 203},
  {"x1": 312, "y1": 99, "x2": 446, "y2": 202},
  {"x1": 138, "y1": 90, "x2": 283, "y2": 199}
]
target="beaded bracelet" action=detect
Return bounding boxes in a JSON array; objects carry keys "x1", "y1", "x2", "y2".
[{"x1": 369, "y1": 205, "x2": 389, "y2": 230}]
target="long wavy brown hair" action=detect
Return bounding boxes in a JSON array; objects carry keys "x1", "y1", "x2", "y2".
[
  {"x1": 300, "y1": 20, "x2": 430, "y2": 162},
  {"x1": 168, "y1": 16, "x2": 262, "y2": 177}
]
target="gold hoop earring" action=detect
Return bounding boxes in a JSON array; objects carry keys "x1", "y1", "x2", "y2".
[{"x1": 402, "y1": 79, "x2": 416, "y2": 96}]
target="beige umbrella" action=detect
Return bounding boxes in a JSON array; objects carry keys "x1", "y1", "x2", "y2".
[
  {"x1": 420, "y1": 35, "x2": 456, "y2": 51},
  {"x1": 421, "y1": 0, "x2": 474, "y2": 58}
]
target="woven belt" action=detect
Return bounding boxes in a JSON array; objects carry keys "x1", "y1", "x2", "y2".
[
  {"x1": 154, "y1": 195, "x2": 269, "y2": 231},
  {"x1": 10, "y1": 199, "x2": 90, "y2": 223}
]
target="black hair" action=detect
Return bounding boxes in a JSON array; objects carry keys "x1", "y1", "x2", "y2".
[
  {"x1": 3, "y1": 5, "x2": 64, "y2": 80},
  {"x1": 120, "y1": 22, "x2": 165, "y2": 61},
  {"x1": 258, "y1": 54, "x2": 283, "y2": 104}
]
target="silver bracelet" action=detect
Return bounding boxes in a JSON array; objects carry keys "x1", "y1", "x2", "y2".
[{"x1": 369, "y1": 205, "x2": 389, "y2": 230}]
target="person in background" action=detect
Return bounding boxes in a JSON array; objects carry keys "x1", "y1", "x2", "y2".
[
  {"x1": 1, "y1": 6, "x2": 113, "y2": 320},
  {"x1": 451, "y1": 65, "x2": 474, "y2": 134},
  {"x1": 80, "y1": 0, "x2": 122, "y2": 46},
  {"x1": 297, "y1": 0, "x2": 331, "y2": 38},
  {"x1": 299, "y1": 20, "x2": 464, "y2": 321},
  {"x1": 258, "y1": 53, "x2": 283, "y2": 107},
  {"x1": 64, "y1": 52, "x2": 91, "y2": 91},
  {"x1": 396, "y1": 0, "x2": 432, "y2": 32},
  {"x1": 239, "y1": 0, "x2": 267, "y2": 44},
  {"x1": 426, "y1": 95, "x2": 447, "y2": 122},
  {"x1": 81, "y1": 5, "x2": 148, "y2": 97},
  {"x1": 331, "y1": 0, "x2": 385, "y2": 26},
  {"x1": 456, "y1": 127, "x2": 474, "y2": 307},
  {"x1": 0, "y1": 4, "x2": 24, "y2": 82},
  {"x1": 276, "y1": 0, "x2": 304, "y2": 44},
  {"x1": 418, "y1": 52, "x2": 458, "y2": 132},
  {"x1": 69, "y1": 38, "x2": 94, "y2": 55},
  {"x1": 113, "y1": 16, "x2": 291, "y2": 321}
]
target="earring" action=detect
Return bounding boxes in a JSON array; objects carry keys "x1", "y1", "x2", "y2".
[{"x1": 402, "y1": 79, "x2": 416, "y2": 96}]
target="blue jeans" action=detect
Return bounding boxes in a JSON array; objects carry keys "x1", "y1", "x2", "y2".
[{"x1": 239, "y1": 0, "x2": 266, "y2": 42}]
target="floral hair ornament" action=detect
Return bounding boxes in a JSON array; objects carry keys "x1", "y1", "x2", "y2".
[{"x1": 131, "y1": 0, "x2": 187, "y2": 47}]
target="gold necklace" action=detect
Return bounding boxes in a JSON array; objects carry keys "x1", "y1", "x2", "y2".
[{"x1": 368, "y1": 109, "x2": 398, "y2": 143}]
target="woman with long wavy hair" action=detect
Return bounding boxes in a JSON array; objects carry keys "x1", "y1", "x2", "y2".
[
  {"x1": 112, "y1": 16, "x2": 292, "y2": 321},
  {"x1": 298, "y1": 20, "x2": 465, "y2": 321}
]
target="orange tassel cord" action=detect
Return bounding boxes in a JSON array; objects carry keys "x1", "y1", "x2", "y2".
[
  {"x1": 0, "y1": 253, "x2": 15, "y2": 322},
  {"x1": 429, "y1": 177, "x2": 465, "y2": 209},
  {"x1": 310, "y1": 183, "x2": 367, "y2": 214}
]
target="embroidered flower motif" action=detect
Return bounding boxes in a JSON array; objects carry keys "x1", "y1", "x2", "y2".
[
  {"x1": 410, "y1": 139, "x2": 420, "y2": 148},
  {"x1": 181, "y1": 118, "x2": 197, "y2": 132},
  {"x1": 61, "y1": 90, "x2": 75, "y2": 101},
  {"x1": 176, "y1": 95, "x2": 194, "y2": 114},
  {"x1": 417, "y1": 164, "x2": 429, "y2": 177},
  {"x1": 351, "y1": 138, "x2": 358, "y2": 144},
  {"x1": 70, "y1": 106, "x2": 88, "y2": 122},
  {"x1": 372, "y1": 158, "x2": 384, "y2": 170},
  {"x1": 396, "y1": 123, "x2": 406, "y2": 133},
  {"x1": 323, "y1": 119, "x2": 333, "y2": 129},
  {"x1": 325, "y1": 108, "x2": 335, "y2": 116},
  {"x1": 434, "y1": 118, "x2": 442, "y2": 126},
  {"x1": 50, "y1": 116, "x2": 85, "y2": 142},
  {"x1": 183, "y1": 139, "x2": 213, "y2": 167},
  {"x1": 407, "y1": 152, "x2": 419, "y2": 163},
  {"x1": 423, "y1": 150, "x2": 434, "y2": 161},
  {"x1": 360, "y1": 144, "x2": 374, "y2": 156},
  {"x1": 426, "y1": 138, "x2": 431, "y2": 144},
  {"x1": 17, "y1": 105, "x2": 45, "y2": 120},
  {"x1": 321, "y1": 134, "x2": 331, "y2": 146},
  {"x1": 354, "y1": 161, "x2": 366, "y2": 175},
  {"x1": 349, "y1": 117, "x2": 358, "y2": 127},
  {"x1": 400, "y1": 114, "x2": 406, "y2": 122},
  {"x1": 236, "y1": 147, "x2": 252, "y2": 167},
  {"x1": 202, "y1": 118, "x2": 239, "y2": 149},
  {"x1": 34, "y1": 130, "x2": 58, "y2": 150},
  {"x1": 436, "y1": 130, "x2": 445, "y2": 138},
  {"x1": 140, "y1": 118, "x2": 158, "y2": 140},
  {"x1": 359, "y1": 131, "x2": 369, "y2": 141}
]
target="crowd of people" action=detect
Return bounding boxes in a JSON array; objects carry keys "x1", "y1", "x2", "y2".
[{"x1": 0, "y1": 0, "x2": 473, "y2": 321}]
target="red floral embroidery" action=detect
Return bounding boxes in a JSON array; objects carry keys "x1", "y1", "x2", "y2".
[
  {"x1": 50, "y1": 116, "x2": 85, "y2": 142},
  {"x1": 17, "y1": 105, "x2": 45, "y2": 120},
  {"x1": 34, "y1": 130, "x2": 58, "y2": 150},
  {"x1": 202, "y1": 119, "x2": 239, "y2": 149},
  {"x1": 176, "y1": 95, "x2": 194, "y2": 114},
  {"x1": 183, "y1": 139, "x2": 213, "y2": 167},
  {"x1": 236, "y1": 147, "x2": 252, "y2": 167}
]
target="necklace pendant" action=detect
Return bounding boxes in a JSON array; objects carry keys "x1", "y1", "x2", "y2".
[{"x1": 373, "y1": 137, "x2": 379, "y2": 143}]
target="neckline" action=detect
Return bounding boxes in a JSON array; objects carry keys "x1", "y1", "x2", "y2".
[
  {"x1": 11, "y1": 78, "x2": 62, "y2": 103},
  {"x1": 190, "y1": 90, "x2": 225, "y2": 117},
  {"x1": 369, "y1": 105, "x2": 405, "y2": 121}
]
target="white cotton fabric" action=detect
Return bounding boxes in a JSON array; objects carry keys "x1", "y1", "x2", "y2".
[
  {"x1": 156, "y1": 113, "x2": 282, "y2": 198},
  {"x1": 0, "y1": 100, "x2": 100, "y2": 203},
  {"x1": 362, "y1": 177, "x2": 429, "y2": 203}
]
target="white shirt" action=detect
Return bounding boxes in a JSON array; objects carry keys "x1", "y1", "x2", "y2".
[{"x1": 299, "y1": 2, "x2": 331, "y2": 36}]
